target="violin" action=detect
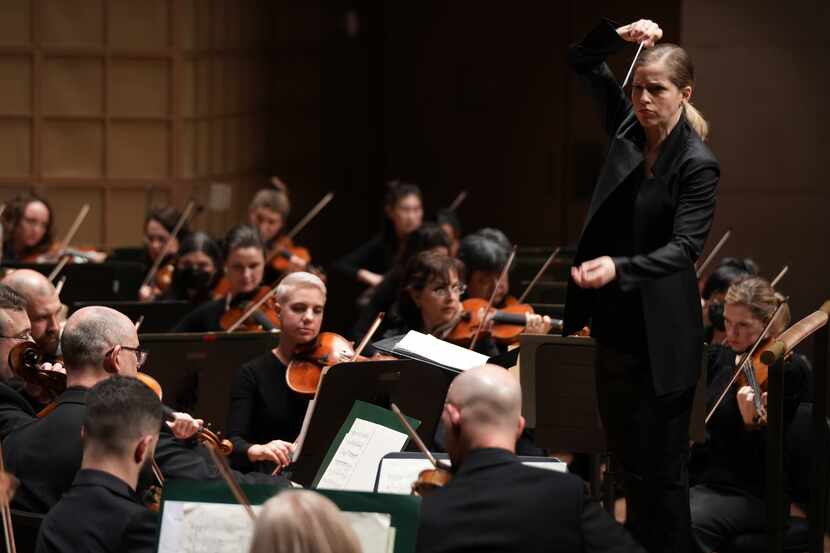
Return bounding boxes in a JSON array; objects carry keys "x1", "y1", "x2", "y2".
[
  {"x1": 7, "y1": 342, "x2": 65, "y2": 408},
  {"x1": 219, "y1": 287, "x2": 280, "y2": 332},
  {"x1": 141, "y1": 201, "x2": 197, "y2": 300},
  {"x1": 390, "y1": 403, "x2": 452, "y2": 496},
  {"x1": 447, "y1": 298, "x2": 536, "y2": 346}
]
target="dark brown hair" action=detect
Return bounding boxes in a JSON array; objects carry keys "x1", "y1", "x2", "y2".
[{"x1": 2, "y1": 193, "x2": 54, "y2": 257}]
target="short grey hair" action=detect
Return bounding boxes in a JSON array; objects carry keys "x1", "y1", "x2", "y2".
[
  {"x1": 275, "y1": 272, "x2": 327, "y2": 305},
  {"x1": 62, "y1": 307, "x2": 133, "y2": 370},
  {"x1": 0, "y1": 284, "x2": 28, "y2": 336}
]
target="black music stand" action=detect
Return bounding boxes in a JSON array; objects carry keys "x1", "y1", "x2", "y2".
[
  {"x1": 70, "y1": 300, "x2": 191, "y2": 333},
  {"x1": 139, "y1": 331, "x2": 279, "y2": 428},
  {"x1": 1, "y1": 261, "x2": 144, "y2": 304},
  {"x1": 290, "y1": 359, "x2": 452, "y2": 487}
]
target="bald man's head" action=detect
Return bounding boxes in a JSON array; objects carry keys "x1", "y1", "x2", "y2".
[
  {"x1": 442, "y1": 364, "x2": 524, "y2": 464},
  {"x1": 62, "y1": 307, "x2": 137, "y2": 376},
  {"x1": 2, "y1": 269, "x2": 62, "y2": 355}
]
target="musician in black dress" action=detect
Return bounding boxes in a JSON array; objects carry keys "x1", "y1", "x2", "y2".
[
  {"x1": 564, "y1": 18, "x2": 719, "y2": 553},
  {"x1": 159, "y1": 231, "x2": 222, "y2": 308}
]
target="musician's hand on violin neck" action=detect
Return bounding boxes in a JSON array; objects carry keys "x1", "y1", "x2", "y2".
[
  {"x1": 616, "y1": 19, "x2": 663, "y2": 48},
  {"x1": 0, "y1": 471, "x2": 18, "y2": 504},
  {"x1": 138, "y1": 284, "x2": 159, "y2": 303},
  {"x1": 524, "y1": 313, "x2": 553, "y2": 335},
  {"x1": 736, "y1": 386, "x2": 767, "y2": 427},
  {"x1": 167, "y1": 412, "x2": 204, "y2": 440},
  {"x1": 248, "y1": 440, "x2": 295, "y2": 467},
  {"x1": 571, "y1": 256, "x2": 616, "y2": 289}
]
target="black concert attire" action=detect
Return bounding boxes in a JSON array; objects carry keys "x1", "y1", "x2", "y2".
[
  {"x1": 3, "y1": 386, "x2": 287, "y2": 513},
  {"x1": 0, "y1": 380, "x2": 37, "y2": 439},
  {"x1": 172, "y1": 289, "x2": 266, "y2": 333},
  {"x1": 35, "y1": 469, "x2": 158, "y2": 553},
  {"x1": 563, "y1": 20, "x2": 719, "y2": 553},
  {"x1": 226, "y1": 351, "x2": 310, "y2": 473},
  {"x1": 351, "y1": 270, "x2": 402, "y2": 339},
  {"x1": 332, "y1": 232, "x2": 398, "y2": 282},
  {"x1": 417, "y1": 448, "x2": 645, "y2": 553},
  {"x1": 689, "y1": 345, "x2": 811, "y2": 553}
]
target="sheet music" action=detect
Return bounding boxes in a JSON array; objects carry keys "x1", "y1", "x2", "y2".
[
  {"x1": 394, "y1": 330, "x2": 489, "y2": 371},
  {"x1": 316, "y1": 418, "x2": 408, "y2": 491},
  {"x1": 343, "y1": 511, "x2": 393, "y2": 553},
  {"x1": 157, "y1": 501, "x2": 262, "y2": 553}
]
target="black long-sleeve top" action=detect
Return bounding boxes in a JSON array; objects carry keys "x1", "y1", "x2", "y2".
[
  {"x1": 701, "y1": 344, "x2": 811, "y2": 500},
  {"x1": 226, "y1": 351, "x2": 310, "y2": 473},
  {"x1": 332, "y1": 232, "x2": 398, "y2": 281}
]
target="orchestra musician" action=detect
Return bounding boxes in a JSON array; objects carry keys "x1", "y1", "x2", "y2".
[
  {"x1": 564, "y1": 18, "x2": 719, "y2": 553},
  {"x1": 226, "y1": 272, "x2": 331, "y2": 473},
  {"x1": 416, "y1": 364, "x2": 645, "y2": 553},
  {"x1": 2, "y1": 269, "x2": 65, "y2": 361},
  {"x1": 35, "y1": 377, "x2": 162, "y2": 553},
  {"x1": 173, "y1": 225, "x2": 266, "y2": 333},
  {"x1": 248, "y1": 179, "x2": 309, "y2": 280},
  {"x1": 138, "y1": 206, "x2": 190, "y2": 302},
  {"x1": 158, "y1": 231, "x2": 222, "y2": 308},
  {"x1": 333, "y1": 180, "x2": 424, "y2": 293},
  {"x1": 1, "y1": 194, "x2": 54, "y2": 263},
  {"x1": 435, "y1": 208, "x2": 462, "y2": 258},
  {"x1": 690, "y1": 276, "x2": 811, "y2": 552},
  {"x1": 700, "y1": 258, "x2": 759, "y2": 345},
  {"x1": 0, "y1": 285, "x2": 40, "y2": 436}
]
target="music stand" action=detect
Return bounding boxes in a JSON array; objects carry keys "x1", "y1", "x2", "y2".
[
  {"x1": 290, "y1": 359, "x2": 452, "y2": 487},
  {"x1": 70, "y1": 300, "x2": 192, "y2": 333},
  {"x1": 1, "y1": 261, "x2": 145, "y2": 304},
  {"x1": 139, "y1": 331, "x2": 279, "y2": 427}
]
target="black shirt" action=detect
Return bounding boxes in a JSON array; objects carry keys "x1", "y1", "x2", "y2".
[
  {"x1": 35, "y1": 469, "x2": 158, "y2": 553},
  {"x1": 332, "y1": 232, "x2": 398, "y2": 281},
  {"x1": 226, "y1": 351, "x2": 310, "y2": 473},
  {"x1": 700, "y1": 345, "x2": 811, "y2": 499},
  {"x1": 172, "y1": 298, "x2": 226, "y2": 333},
  {"x1": 0, "y1": 379, "x2": 37, "y2": 440}
]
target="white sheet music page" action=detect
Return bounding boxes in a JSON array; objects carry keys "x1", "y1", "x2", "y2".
[
  {"x1": 343, "y1": 511, "x2": 393, "y2": 553},
  {"x1": 316, "y1": 418, "x2": 408, "y2": 492},
  {"x1": 394, "y1": 330, "x2": 488, "y2": 371}
]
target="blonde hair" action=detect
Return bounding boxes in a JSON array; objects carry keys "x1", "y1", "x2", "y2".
[
  {"x1": 635, "y1": 43, "x2": 709, "y2": 141},
  {"x1": 725, "y1": 276, "x2": 790, "y2": 335},
  {"x1": 248, "y1": 491, "x2": 361, "y2": 553},
  {"x1": 275, "y1": 272, "x2": 327, "y2": 305},
  {"x1": 250, "y1": 180, "x2": 290, "y2": 217}
]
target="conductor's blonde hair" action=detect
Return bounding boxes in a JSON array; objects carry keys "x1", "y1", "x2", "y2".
[{"x1": 248, "y1": 490, "x2": 361, "y2": 553}]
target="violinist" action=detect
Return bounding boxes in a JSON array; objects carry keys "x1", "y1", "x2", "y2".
[
  {"x1": 2, "y1": 269, "x2": 64, "y2": 361},
  {"x1": 564, "y1": 18, "x2": 719, "y2": 553},
  {"x1": 435, "y1": 208, "x2": 462, "y2": 258},
  {"x1": 35, "y1": 376, "x2": 162, "y2": 553},
  {"x1": 174, "y1": 225, "x2": 266, "y2": 333},
  {"x1": 351, "y1": 222, "x2": 451, "y2": 340},
  {"x1": 700, "y1": 258, "x2": 758, "y2": 345},
  {"x1": 333, "y1": 180, "x2": 424, "y2": 294},
  {"x1": 689, "y1": 276, "x2": 810, "y2": 553},
  {"x1": 138, "y1": 206, "x2": 190, "y2": 302},
  {"x1": 416, "y1": 364, "x2": 644, "y2": 553},
  {"x1": 158, "y1": 232, "x2": 222, "y2": 308},
  {"x1": 248, "y1": 180, "x2": 309, "y2": 280},
  {"x1": 0, "y1": 285, "x2": 39, "y2": 436},
  {"x1": 226, "y1": 272, "x2": 328, "y2": 473},
  {"x1": 1, "y1": 193, "x2": 54, "y2": 263}
]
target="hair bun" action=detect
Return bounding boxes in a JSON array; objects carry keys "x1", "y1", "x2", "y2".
[{"x1": 270, "y1": 176, "x2": 288, "y2": 194}]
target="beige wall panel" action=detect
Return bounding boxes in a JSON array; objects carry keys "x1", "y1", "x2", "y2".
[
  {"x1": 196, "y1": 120, "x2": 210, "y2": 176},
  {"x1": 182, "y1": 120, "x2": 196, "y2": 178},
  {"x1": 45, "y1": 187, "x2": 104, "y2": 246},
  {"x1": 0, "y1": 186, "x2": 30, "y2": 199},
  {"x1": 107, "y1": 188, "x2": 148, "y2": 246},
  {"x1": 42, "y1": 120, "x2": 103, "y2": 177},
  {"x1": 43, "y1": 57, "x2": 103, "y2": 116},
  {"x1": 223, "y1": 58, "x2": 241, "y2": 113},
  {"x1": 41, "y1": 0, "x2": 104, "y2": 46},
  {"x1": 195, "y1": 0, "x2": 211, "y2": 51},
  {"x1": 182, "y1": 59, "x2": 196, "y2": 117},
  {"x1": 181, "y1": 0, "x2": 197, "y2": 51},
  {"x1": 211, "y1": 118, "x2": 224, "y2": 174},
  {"x1": 108, "y1": 0, "x2": 169, "y2": 50},
  {"x1": 211, "y1": 57, "x2": 225, "y2": 115},
  {"x1": 0, "y1": 121, "x2": 32, "y2": 177},
  {"x1": 224, "y1": 116, "x2": 241, "y2": 171},
  {"x1": 195, "y1": 59, "x2": 210, "y2": 116},
  {"x1": 0, "y1": 56, "x2": 32, "y2": 115},
  {"x1": 107, "y1": 121, "x2": 169, "y2": 178},
  {"x1": 146, "y1": 187, "x2": 171, "y2": 211},
  {"x1": 0, "y1": 0, "x2": 31, "y2": 46},
  {"x1": 108, "y1": 59, "x2": 170, "y2": 117}
]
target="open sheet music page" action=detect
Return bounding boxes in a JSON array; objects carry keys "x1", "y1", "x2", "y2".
[
  {"x1": 316, "y1": 418, "x2": 408, "y2": 492},
  {"x1": 393, "y1": 330, "x2": 489, "y2": 371}
]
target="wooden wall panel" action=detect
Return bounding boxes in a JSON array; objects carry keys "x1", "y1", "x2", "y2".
[
  {"x1": 0, "y1": 121, "x2": 32, "y2": 177},
  {"x1": 44, "y1": 187, "x2": 104, "y2": 246},
  {"x1": 41, "y1": 0, "x2": 104, "y2": 46},
  {"x1": 0, "y1": 56, "x2": 32, "y2": 114},
  {"x1": 107, "y1": 121, "x2": 169, "y2": 178},
  {"x1": 43, "y1": 57, "x2": 104, "y2": 116},
  {"x1": 107, "y1": 0, "x2": 169, "y2": 49},
  {"x1": 0, "y1": 1, "x2": 31, "y2": 46},
  {"x1": 107, "y1": 188, "x2": 150, "y2": 245},
  {"x1": 108, "y1": 59, "x2": 170, "y2": 117},
  {"x1": 42, "y1": 120, "x2": 104, "y2": 176}
]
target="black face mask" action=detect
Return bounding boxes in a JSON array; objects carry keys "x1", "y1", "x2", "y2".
[
  {"x1": 173, "y1": 267, "x2": 213, "y2": 296},
  {"x1": 708, "y1": 301, "x2": 725, "y2": 332}
]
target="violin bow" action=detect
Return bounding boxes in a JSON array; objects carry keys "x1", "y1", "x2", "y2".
[
  {"x1": 141, "y1": 201, "x2": 197, "y2": 288},
  {"x1": 47, "y1": 256, "x2": 70, "y2": 282},
  {"x1": 448, "y1": 190, "x2": 468, "y2": 212},
  {"x1": 622, "y1": 42, "x2": 645, "y2": 88},
  {"x1": 470, "y1": 246, "x2": 517, "y2": 351},
  {"x1": 390, "y1": 403, "x2": 449, "y2": 470},
  {"x1": 56, "y1": 204, "x2": 90, "y2": 258},
  {"x1": 695, "y1": 228, "x2": 732, "y2": 279},
  {"x1": 225, "y1": 282, "x2": 281, "y2": 333},
  {"x1": 284, "y1": 192, "x2": 335, "y2": 242},
  {"x1": 205, "y1": 445, "x2": 256, "y2": 521},
  {"x1": 54, "y1": 275, "x2": 67, "y2": 296},
  {"x1": 517, "y1": 247, "x2": 560, "y2": 304},
  {"x1": 0, "y1": 444, "x2": 15, "y2": 553},
  {"x1": 705, "y1": 299, "x2": 788, "y2": 424},
  {"x1": 770, "y1": 265, "x2": 788, "y2": 288},
  {"x1": 352, "y1": 312, "x2": 385, "y2": 359}
]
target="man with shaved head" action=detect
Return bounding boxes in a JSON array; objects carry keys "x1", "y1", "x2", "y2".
[
  {"x1": 2, "y1": 269, "x2": 63, "y2": 358},
  {"x1": 4, "y1": 306, "x2": 288, "y2": 513},
  {"x1": 416, "y1": 365, "x2": 645, "y2": 553}
]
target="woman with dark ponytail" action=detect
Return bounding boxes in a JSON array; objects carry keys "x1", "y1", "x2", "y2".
[{"x1": 564, "y1": 18, "x2": 719, "y2": 553}]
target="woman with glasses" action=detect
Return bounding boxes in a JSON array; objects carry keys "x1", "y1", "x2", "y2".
[{"x1": 1, "y1": 194, "x2": 54, "y2": 263}]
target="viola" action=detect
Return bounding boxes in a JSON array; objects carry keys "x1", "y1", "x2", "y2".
[
  {"x1": 286, "y1": 332, "x2": 357, "y2": 395},
  {"x1": 219, "y1": 287, "x2": 280, "y2": 332},
  {"x1": 7, "y1": 342, "x2": 65, "y2": 408}
]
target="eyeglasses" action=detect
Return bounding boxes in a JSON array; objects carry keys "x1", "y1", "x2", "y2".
[
  {"x1": 112, "y1": 345, "x2": 149, "y2": 369},
  {"x1": 430, "y1": 283, "x2": 466, "y2": 299}
]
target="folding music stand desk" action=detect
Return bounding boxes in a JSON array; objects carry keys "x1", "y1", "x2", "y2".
[
  {"x1": 290, "y1": 359, "x2": 453, "y2": 488},
  {"x1": 1, "y1": 260, "x2": 145, "y2": 304},
  {"x1": 70, "y1": 300, "x2": 192, "y2": 333},
  {"x1": 138, "y1": 331, "x2": 280, "y2": 428}
]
